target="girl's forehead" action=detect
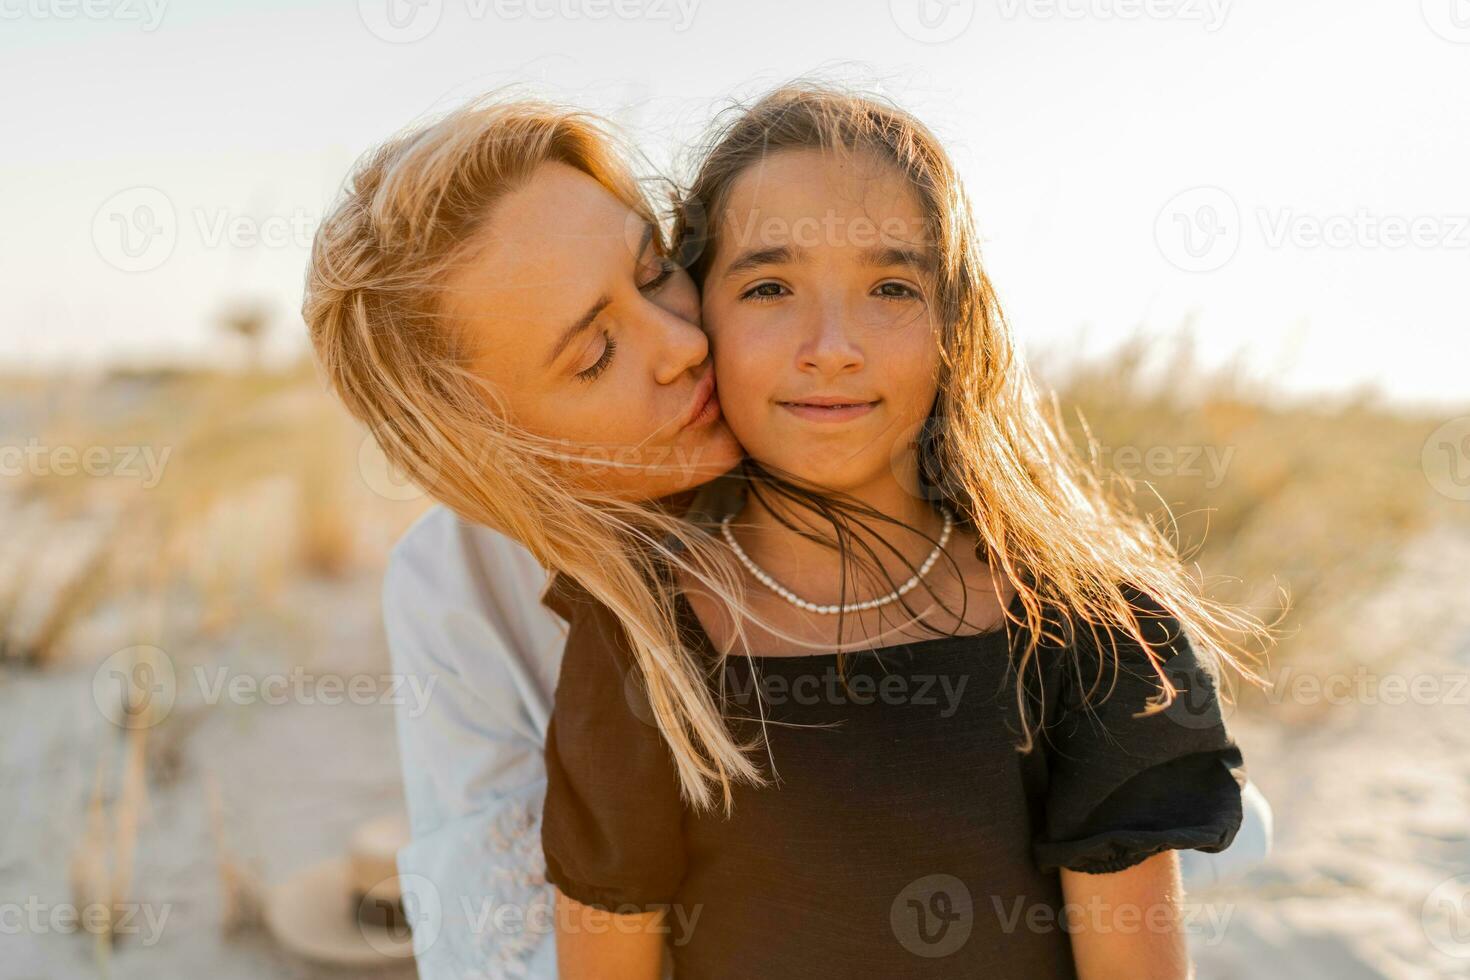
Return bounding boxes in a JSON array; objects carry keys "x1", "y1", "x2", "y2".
[
  {"x1": 702, "y1": 168, "x2": 923, "y2": 268},
  {"x1": 722, "y1": 146, "x2": 914, "y2": 210},
  {"x1": 713, "y1": 153, "x2": 926, "y2": 251}
]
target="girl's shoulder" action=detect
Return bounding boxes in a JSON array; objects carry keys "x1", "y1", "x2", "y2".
[{"x1": 1027, "y1": 585, "x2": 1247, "y2": 875}]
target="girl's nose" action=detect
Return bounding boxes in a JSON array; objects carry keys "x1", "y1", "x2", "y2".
[{"x1": 797, "y1": 301, "x2": 864, "y2": 377}]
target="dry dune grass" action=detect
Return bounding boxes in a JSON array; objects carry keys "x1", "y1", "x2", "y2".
[
  {"x1": 1, "y1": 361, "x2": 428, "y2": 665},
  {"x1": 2, "y1": 337, "x2": 1463, "y2": 692},
  {"x1": 1049, "y1": 332, "x2": 1467, "y2": 708},
  {"x1": 2, "y1": 362, "x2": 427, "y2": 959}
]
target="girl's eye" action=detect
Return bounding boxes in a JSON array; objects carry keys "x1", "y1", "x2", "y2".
[
  {"x1": 740, "y1": 281, "x2": 788, "y2": 302},
  {"x1": 575, "y1": 334, "x2": 617, "y2": 383},
  {"x1": 874, "y1": 281, "x2": 921, "y2": 301},
  {"x1": 638, "y1": 257, "x2": 675, "y2": 294}
]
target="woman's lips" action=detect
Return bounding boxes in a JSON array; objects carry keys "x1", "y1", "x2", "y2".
[
  {"x1": 777, "y1": 399, "x2": 878, "y2": 423},
  {"x1": 681, "y1": 373, "x2": 721, "y2": 430}
]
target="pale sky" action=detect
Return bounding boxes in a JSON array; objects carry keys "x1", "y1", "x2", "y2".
[{"x1": 1, "y1": 0, "x2": 1465, "y2": 406}]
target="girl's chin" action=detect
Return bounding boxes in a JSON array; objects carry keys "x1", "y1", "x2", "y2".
[
  {"x1": 747, "y1": 458, "x2": 870, "y2": 492},
  {"x1": 676, "y1": 424, "x2": 744, "y2": 475}
]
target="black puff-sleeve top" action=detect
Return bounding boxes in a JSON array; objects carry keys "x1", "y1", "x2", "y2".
[{"x1": 541, "y1": 579, "x2": 1245, "y2": 979}]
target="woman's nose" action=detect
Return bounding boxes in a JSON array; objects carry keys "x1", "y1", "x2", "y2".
[{"x1": 651, "y1": 305, "x2": 711, "y2": 385}]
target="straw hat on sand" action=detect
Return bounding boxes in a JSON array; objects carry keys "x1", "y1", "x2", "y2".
[{"x1": 265, "y1": 812, "x2": 419, "y2": 966}]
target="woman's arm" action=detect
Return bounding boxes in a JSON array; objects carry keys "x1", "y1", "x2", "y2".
[
  {"x1": 554, "y1": 889, "x2": 667, "y2": 980},
  {"x1": 383, "y1": 510, "x2": 566, "y2": 979},
  {"x1": 1060, "y1": 852, "x2": 1191, "y2": 980}
]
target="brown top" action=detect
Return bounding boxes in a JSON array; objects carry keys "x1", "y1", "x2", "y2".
[{"x1": 538, "y1": 570, "x2": 1245, "y2": 979}]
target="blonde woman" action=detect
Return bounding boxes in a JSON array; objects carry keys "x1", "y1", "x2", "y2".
[
  {"x1": 303, "y1": 97, "x2": 744, "y2": 978},
  {"x1": 539, "y1": 85, "x2": 1278, "y2": 979},
  {"x1": 304, "y1": 93, "x2": 1271, "y2": 978}
]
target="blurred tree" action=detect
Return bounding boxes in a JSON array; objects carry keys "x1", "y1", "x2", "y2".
[{"x1": 217, "y1": 298, "x2": 273, "y2": 371}]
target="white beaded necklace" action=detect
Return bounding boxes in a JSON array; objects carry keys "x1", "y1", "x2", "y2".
[{"x1": 719, "y1": 508, "x2": 955, "y2": 616}]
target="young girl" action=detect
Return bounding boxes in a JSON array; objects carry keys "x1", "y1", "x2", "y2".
[{"x1": 540, "y1": 84, "x2": 1268, "y2": 979}]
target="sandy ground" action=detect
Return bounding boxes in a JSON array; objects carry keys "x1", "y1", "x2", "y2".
[
  {"x1": 1189, "y1": 527, "x2": 1470, "y2": 979},
  {"x1": 0, "y1": 569, "x2": 417, "y2": 980}
]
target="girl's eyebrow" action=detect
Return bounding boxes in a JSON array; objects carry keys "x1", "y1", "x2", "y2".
[
  {"x1": 720, "y1": 245, "x2": 803, "y2": 279},
  {"x1": 858, "y1": 245, "x2": 935, "y2": 274},
  {"x1": 721, "y1": 243, "x2": 934, "y2": 280}
]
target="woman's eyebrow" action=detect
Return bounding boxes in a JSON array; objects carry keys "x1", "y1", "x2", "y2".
[
  {"x1": 542, "y1": 221, "x2": 652, "y2": 369},
  {"x1": 544, "y1": 294, "x2": 611, "y2": 368}
]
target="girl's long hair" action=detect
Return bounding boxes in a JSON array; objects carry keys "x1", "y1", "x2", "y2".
[
  {"x1": 305, "y1": 87, "x2": 1273, "y2": 817},
  {"x1": 666, "y1": 81, "x2": 1273, "y2": 767}
]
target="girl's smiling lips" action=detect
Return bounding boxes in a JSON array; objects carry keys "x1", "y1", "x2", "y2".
[{"x1": 777, "y1": 394, "x2": 880, "y2": 423}]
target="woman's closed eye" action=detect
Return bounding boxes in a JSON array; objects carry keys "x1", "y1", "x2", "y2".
[
  {"x1": 574, "y1": 333, "x2": 617, "y2": 383},
  {"x1": 570, "y1": 255, "x2": 672, "y2": 385},
  {"x1": 638, "y1": 256, "x2": 676, "y2": 294}
]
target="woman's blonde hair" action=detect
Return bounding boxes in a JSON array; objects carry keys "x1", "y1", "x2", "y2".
[{"x1": 303, "y1": 96, "x2": 765, "y2": 812}]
